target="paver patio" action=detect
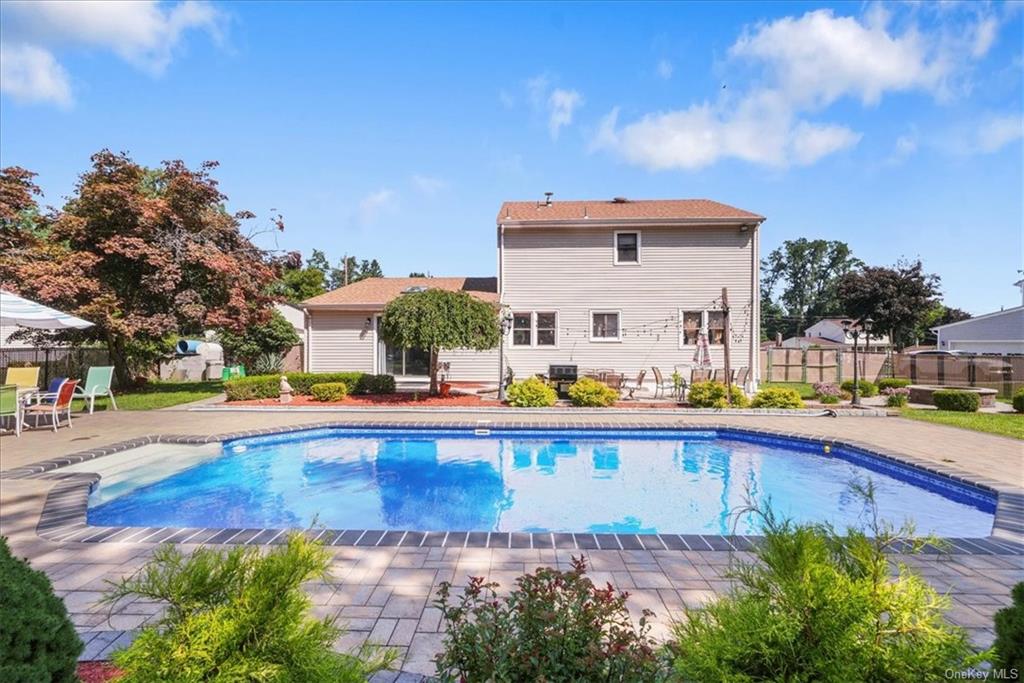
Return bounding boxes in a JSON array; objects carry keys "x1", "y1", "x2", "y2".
[{"x1": 1, "y1": 407, "x2": 1021, "y2": 676}]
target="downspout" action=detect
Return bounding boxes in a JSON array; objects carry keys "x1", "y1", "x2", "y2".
[
  {"x1": 750, "y1": 224, "x2": 760, "y2": 389},
  {"x1": 303, "y1": 308, "x2": 311, "y2": 372}
]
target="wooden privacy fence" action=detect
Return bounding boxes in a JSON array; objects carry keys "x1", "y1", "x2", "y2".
[
  {"x1": 0, "y1": 346, "x2": 112, "y2": 389},
  {"x1": 760, "y1": 347, "x2": 1023, "y2": 395}
]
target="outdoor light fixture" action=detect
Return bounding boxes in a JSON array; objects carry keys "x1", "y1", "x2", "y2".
[
  {"x1": 497, "y1": 310, "x2": 514, "y2": 401},
  {"x1": 841, "y1": 317, "x2": 872, "y2": 407}
]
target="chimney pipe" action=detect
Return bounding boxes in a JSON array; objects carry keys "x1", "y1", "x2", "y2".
[{"x1": 544, "y1": 191, "x2": 553, "y2": 206}]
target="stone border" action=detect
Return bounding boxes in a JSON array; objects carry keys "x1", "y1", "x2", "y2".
[
  {"x1": 193, "y1": 405, "x2": 889, "y2": 417},
  {"x1": 5, "y1": 421, "x2": 1022, "y2": 553}
]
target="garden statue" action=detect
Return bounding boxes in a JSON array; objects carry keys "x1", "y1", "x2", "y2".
[{"x1": 279, "y1": 375, "x2": 293, "y2": 404}]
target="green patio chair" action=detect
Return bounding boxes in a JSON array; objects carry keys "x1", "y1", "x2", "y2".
[
  {"x1": 1, "y1": 384, "x2": 22, "y2": 437},
  {"x1": 74, "y1": 366, "x2": 117, "y2": 414}
]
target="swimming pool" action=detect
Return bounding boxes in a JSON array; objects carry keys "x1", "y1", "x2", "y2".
[{"x1": 82, "y1": 428, "x2": 995, "y2": 537}]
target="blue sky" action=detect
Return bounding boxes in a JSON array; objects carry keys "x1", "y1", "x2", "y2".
[{"x1": 1, "y1": 1, "x2": 1022, "y2": 314}]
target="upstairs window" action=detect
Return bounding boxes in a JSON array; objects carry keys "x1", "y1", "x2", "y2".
[
  {"x1": 512, "y1": 313, "x2": 532, "y2": 346},
  {"x1": 707, "y1": 310, "x2": 726, "y2": 345},
  {"x1": 614, "y1": 231, "x2": 640, "y2": 264},
  {"x1": 591, "y1": 311, "x2": 621, "y2": 341},
  {"x1": 536, "y1": 312, "x2": 557, "y2": 346},
  {"x1": 679, "y1": 310, "x2": 726, "y2": 346}
]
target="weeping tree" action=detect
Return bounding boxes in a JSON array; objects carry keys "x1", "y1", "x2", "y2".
[{"x1": 379, "y1": 289, "x2": 500, "y2": 395}]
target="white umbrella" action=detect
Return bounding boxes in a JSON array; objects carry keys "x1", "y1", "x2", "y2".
[
  {"x1": 692, "y1": 326, "x2": 713, "y2": 369},
  {"x1": 0, "y1": 289, "x2": 93, "y2": 330}
]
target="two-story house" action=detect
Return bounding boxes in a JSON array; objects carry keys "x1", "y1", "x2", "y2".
[{"x1": 301, "y1": 197, "x2": 764, "y2": 389}]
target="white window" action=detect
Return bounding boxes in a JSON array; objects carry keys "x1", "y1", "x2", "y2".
[
  {"x1": 512, "y1": 312, "x2": 532, "y2": 346},
  {"x1": 678, "y1": 309, "x2": 727, "y2": 347},
  {"x1": 613, "y1": 231, "x2": 640, "y2": 265},
  {"x1": 591, "y1": 311, "x2": 621, "y2": 341},
  {"x1": 536, "y1": 312, "x2": 557, "y2": 346}
]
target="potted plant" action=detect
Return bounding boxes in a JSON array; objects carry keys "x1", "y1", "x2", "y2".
[{"x1": 438, "y1": 362, "x2": 452, "y2": 397}]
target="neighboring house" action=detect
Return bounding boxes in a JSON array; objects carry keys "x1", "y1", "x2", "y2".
[
  {"x1": 931, "y1": 306, "x2": 1024, "y2": 354},
  {"x1": 302, "y1": 197, "x2": 765, "y2": 386},
  {"x1": 778, "y1": 336, "x2": 845, "y2": 350},
  {"x1": 274, "y1": 302, "x2": 307, "y2": 371},
  {"x1": 803, "y1": 318, "x2": 892, "y2": 349}
]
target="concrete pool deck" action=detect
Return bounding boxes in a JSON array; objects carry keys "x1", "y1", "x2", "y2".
[{"x1": 1, "y1": 408, "x2": 1021, "y2": 676}]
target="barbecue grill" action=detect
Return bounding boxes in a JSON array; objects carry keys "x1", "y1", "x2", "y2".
[{"x1": 549, "y1": 364, "x2": 578, "y2": 398}]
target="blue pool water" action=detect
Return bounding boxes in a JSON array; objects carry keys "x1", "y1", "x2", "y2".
[{"x1": 87, "y1": 428, "x2": 996, "y2": 536}]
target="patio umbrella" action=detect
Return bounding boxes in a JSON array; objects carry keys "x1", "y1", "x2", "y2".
[
  {"x1": 0, "y1": 289, "x2": 93, "y2": 330},
  {"x1": 692, "y1": 326, "x2": 713, "y2": 369}
]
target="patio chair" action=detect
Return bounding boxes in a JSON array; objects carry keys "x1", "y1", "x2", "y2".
[
  {"x1": 0, "y1": 384, "x2": 20, "y2": 437},
  {"x1": 4, "y1": 366, "x2": 40, "y2": 391},
  {"x1": 691, "y1": 368, "x2": 711, "y2": 384},
  {"x1": 735, "y1": 366, "x2": 750, "y2": 388},
  {"x1": 603, "y1": 373, "x2": 624, "y2": 391},
  {"x1": 24, "y1": 379, "x2": 78, "y2": 432},
  {"x1": 29, "y1": 376, "x2": 67, "y2": 405},
  {"x1": 621, "y1": 369, "x2": 647, "y2": 400},
  {"x1": 74, "y1": 365, "x2": 117, "y2": 413},
  {"x1": 651, "y1": 367, "x2": 678, "y2": 400}
]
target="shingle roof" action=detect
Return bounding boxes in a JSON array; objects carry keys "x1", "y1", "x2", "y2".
[
  {"x1": 497, "y1": 198, "x2": 763, "y2": 224},
  {"x1": 302, "y1": 277, "x2": 498, "y2": 308}
]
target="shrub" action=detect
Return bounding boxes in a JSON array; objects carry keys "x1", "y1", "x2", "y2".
[
  {"x1": 506, "y1": 376, "x2": 558, "y2": 407},
  {"x1": 813, "y1": 382, "x2": 842, "y2": 404},
  {"x1": 750, "y1": 386, "x2": 804, "y2": 409},
  {"x1": 434, "y1": 556, "x2": 666, "y2": 682},
  {"x1": 248, "y1": 352, "x2": 284, "y2": 376},
  {"x1": 884, "y1": 386, "x2": 911, "y2": 407},
  {"x1": 932, "y1": 389, "x2": 980, "y2": 412},
  {"x1": 0, "y1": 537, "x2": 82, "y2": 682},
  {"x1": 687, "y1": 380, "x2": 749, "y2": 408},
  {"x1": 567, "y1": 377, "x2": 618, "y2": 407},
  {"x1": 670, "y1": 483, "x2": 976, "y2": 682},
  {"x1": 224, "y1": 371, "x2": 396, "y2": 401},
  {"x1": 310, "y1": 382, "x2": 349, "y2": 402},
  {"x1": 1012, "y1": 388, "x2": 1024, "y2": 413},
  {"x1": 841, "y1": 378, "x2": 878, "y2": 397},
  {"x1": 878, "y1": 377, "x2": 912, "y2": 391},
  {"x1": 101, "y1": 533, "x2": 394, "y2": 682},
  {"x1": 994, "y1": 582, "x2": 1024, "y2": 673}
]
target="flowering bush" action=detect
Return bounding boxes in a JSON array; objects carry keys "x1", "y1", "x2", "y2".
[
  {"x1": 813, "y1": 382, "x2": 842, "y2": 404},
  {"x1": 883, "y1": 386, "x2": 911, "y2": 407},
  {"x1": 434, "y1": 556, "x2": 666, "y2": 681}
]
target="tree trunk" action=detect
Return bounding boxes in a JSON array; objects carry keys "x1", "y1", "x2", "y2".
[
  {"x1": 107, "y1": 334, "x2": 132, "y2": 389},
  {"x1": 428, "y1": 347, "x2": 439, "y2": 396}
]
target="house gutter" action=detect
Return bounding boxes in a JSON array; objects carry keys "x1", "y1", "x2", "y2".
[{"x1": 499, "y1": 217, "x2": 765, "y2": 229}]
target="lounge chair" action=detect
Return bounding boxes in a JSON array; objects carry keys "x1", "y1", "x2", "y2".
[
  {"x1": 4, "y1": 366, "x2": 40, "y2": 391},
  {"x1": 74, "y1": 366, "x2": 117, "y2": 413},
  {"x1": 0, "y1": 384, "x2": 20, "y2": 437},
  {"x1": 651, "y1": 367, "x2": 678, "y2": 399},
  {"x1": 622, "y1": 369, "x2": 647, "y2": 399},
  {"x1": 24, "y1": 379, "x2": 78, "y2": 432}
]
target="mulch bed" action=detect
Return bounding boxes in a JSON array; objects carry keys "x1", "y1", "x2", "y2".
[
  {"x1": 78, "y1": 661, "x2": 122, "y2": 682},
  {"x1": 233, "y1": 392, "x2": 491, "y2": 408}
]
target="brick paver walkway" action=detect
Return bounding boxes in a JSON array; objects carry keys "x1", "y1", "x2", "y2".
[{"x1": 1, "y1": 407, "x2": 1021, "y2": 676}]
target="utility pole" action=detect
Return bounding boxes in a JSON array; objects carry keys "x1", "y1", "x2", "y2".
[{"x1": 722, "y1": 287, "x2": 732, "y2": 405}]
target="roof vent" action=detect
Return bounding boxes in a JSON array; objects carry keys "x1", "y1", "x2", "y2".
[
  {"x1": 538, "y1": 191, "x2": 553, "y2": 208},
  {"x1": 612, "y1": 196, "x2": 629, "y2": 203},
  {"x1": 402, "y1": 285, "x2": 428, "y2": 294}
]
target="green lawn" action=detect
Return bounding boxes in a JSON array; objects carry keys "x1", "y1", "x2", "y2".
[
  {"x1": 78, "y1": 380, "x2": 224, "y2": 411},
  {"x1": 761, "y1": 381, "x2": 817, "y2": 400},
  {"x1": 899, "y1": 408, "x2": 1024, "y2": 440}
]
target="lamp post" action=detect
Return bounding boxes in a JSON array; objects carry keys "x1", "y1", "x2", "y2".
[
  {"x1": 842, "y1": 317, "x2": 874, "y2": 406},
  {"x1": 497, "y1": 310, "x2": 513, "y2": 401}
]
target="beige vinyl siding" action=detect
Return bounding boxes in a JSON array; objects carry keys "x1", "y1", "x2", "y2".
[
  {"x1": 307, "y1": 311, "x2": 375, "y2": 373},
  {"x1": 438, "y1": 347, "x2": 500, "y2": 382},
  {"x1": 501, "y1": 224, "x2": 756, "y2": 380}
]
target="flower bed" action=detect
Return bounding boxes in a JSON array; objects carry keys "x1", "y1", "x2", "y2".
[
  {"x1": 233, "y1": 392, "x2": 491, "y2": 407},
  {"x1": 77, "y1": 662, "x2": 122, "y2": 682}
]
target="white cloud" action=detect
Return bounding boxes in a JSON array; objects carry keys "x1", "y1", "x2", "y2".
[
  {"x1": 656, "y1": 59, "x2": 674, "y2": 80},
  {"x1": 547, "y1": 88, "x2": 583, "y2": 139},
  {"x1": 974, "y1": 115, "x2": 1023, "y2": 153},
  {"x1": 358, "y1": 189, "x2": 396, "y2": 224},
  {"x1": 0, "y1": 43, "x2": 72, "y2": 107},
  {"x1": 593, "y1": 5, "x2": 1006, "y2": 171},
  {"x1": 886, "y1": 133, "x2": 919, "y2": 165},
  {"x1": 411, "y1": 174, "x2": 448, "y2": 196},
  {"x1": 0, "y1": 1, "x2": 223, "y2": 107},
  {"x1": 498, "y1": 89, "x2": 515, "y2": 108},
  {"x1": 592, "y1": 92, "x2": 860, "y2": 170}
]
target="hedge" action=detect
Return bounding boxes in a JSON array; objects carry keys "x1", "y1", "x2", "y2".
[
  {"x1": 877, "y1": 378, "x2": 912, "y2": 391},
  {"x1": 1013, "y1": 388, "x2": 1024, "y2": 414},
  {"x1": 840, "y1": 379, "x2": 878, "y2": 397},
  {"x1": 225, "y1": 372, "x2": 394, "y2": 401},
  {"x1": 931, "y1": 390, "x2": 980, "y2": 412}
]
